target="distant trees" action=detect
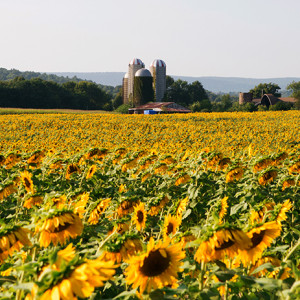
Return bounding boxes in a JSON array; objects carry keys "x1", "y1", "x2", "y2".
[
  {"x1": 287, "y1": 81, "x2": 300, "y2": 109},
  {"x1": 249, "y1": 83, "x2": 281, "y2": 98},
  {"x1": 165, "y1": 78, "x2": 208, "y2": 108},
  {"x1": 0, "y1": 77, "x2": 112, "y2": 110}
]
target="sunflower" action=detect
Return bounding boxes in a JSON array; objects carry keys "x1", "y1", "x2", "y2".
[
  {"x1": 175, "y1": 197, "x2": 189, "y2": 218},
  {"x1": 104, "y1": 235, "x2": 143, "y2": 263},
  {"x1": 239, "y1": 221, "x2": 281, "y2": 265},
  {"x1": 119, "y1": 184, "x2": 127, "y2": 193},
  {"x1": 132, "y1": 203, "x2": 147, "y2": 231},
  {"x1": 112, "y1": 222, "x2": 130, "y2": 235},
  {"x1": 154, "y1": 163, "x2": 168, "y2": 175},
  {"x1": 23, "y1": 195, "x2": 43, "y2": 209},
  {"x1": 249, "y1": 256, "x2": 292, "y2": 280},
  {"x1": 272, "y1": 152, "x2": 288, "y2": 166},
  {"x1": 253, "y1": 158, "x2": 273, "y2": 173},
  {"x1": 122, "y1": 157, "x2": 138, "y2": 172},
  {"x1": 86, "y1": 164, "x2": 97, "y2": 179},
  {"x1": 51, "y1": 195, "x2": 67, "y2": 209},
  {"x1": 258, "y1": 169, "x2": 278, "y2": 185},
  {"x1": 27, "y1": 150, "x2": 45, "y2": 165},
  {"x1": 276, "y1": 200, "x2": 292, "y2": 223},
  {"x1": 53, "y1": 243, "x2": 76, "y2": 270},
  {"x1": 288, "y1": 161, "x2": 300, "y2": 174},
  {"x1": 148, "y1": 195, "x2": 170, "y2": 216},
  {"x1": 218, "y1": 197, "x2": 228, "y2": 224},
  {"x1": 120, "y1": 238, "x2": 143, "y2": 261},
  {"x1": 141, "y1": 172, "x2": 151, "y2": 183},
  {"x1": 117, "y1": 199, "x2": 139, "y2": 217},
  {"x1": 163, "y1": 215, "x2": 181, "y2": 238},
  {"x1": 4, "y1": 153, "x2": 21, "y2": 169},
  {"x1": 20, "y1": 171, "x2": 34, "y2": 193},
  {"x1": 73, "y1": 192, "x2": 89, "y2": 218},
  {"x1": 249, "y1": 202, "x2": 275, "y2": 225},
  {"x1": 225, "y1": 167, "x2": 244, "y2": 183},
  {"x1": 49, "y1": 159, "x2": 64, "y2": 171},
  {"x1": 35, "y1": 211, "x2": 83, "y2": 247},
  {"x1": 0, "y1": 184, "x2": 17, "y2": 201},
  {"x1": 36, "y1": 256, "x2": 116, "y2": 300},
  {"x1": 282, "y1": 179, "x2": 296, "y2": 191},
  {"x1": 0, "y1": 226, "x2": 32, "y2": 263},
  {"x1": 124, "y1": 237, "x2": 185, "y2": 294},
  {"x1": 218, "y1": 158, "x2": 231, "y2": 170},
  {"x1": 195, "y1": 229, "x2": 252, "y2": 263},
  {"x1": 65, "y1": 163, "x2": 80, "y2": 180},
  {"x1": 175, "y1": 174, "x2": 191, "y2": 186},
  {"x1": 88, "y1": 198, "x2": 111, "y2": 225}
]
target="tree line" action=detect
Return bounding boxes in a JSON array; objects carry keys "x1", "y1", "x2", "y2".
[{"x1": 0, "y1": 77, "x2": 112, "y2": 110}]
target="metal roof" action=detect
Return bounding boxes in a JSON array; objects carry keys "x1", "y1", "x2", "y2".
[
  {"x1": 150, "y1": 59, "x2": 166, "y2": 68},
  {"x1": 135, "y1": 68, "x2": 152, "y2": 77},
  {"x1": 129, "y1": 58, "x2": 144, "y2": 65}
]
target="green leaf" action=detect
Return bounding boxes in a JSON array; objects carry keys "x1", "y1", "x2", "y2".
[{"x1": 250, "y1": 262, "x2": 274, "y2": 275}]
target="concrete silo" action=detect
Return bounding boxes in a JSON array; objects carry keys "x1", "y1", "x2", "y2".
[
  {"x1": 133, "y1": 68, "x2": 154, "y2": 106},
  {"x1": 122, "y1": 73, "x2": 129, "y2": 104},
  {"x1": 128, "y1": 58, "x2": 145, "y2": 103},
  {"x1": 150, "y1": 59, "x2": 166, "y2": 102},
  {"x1": 239, "y1": 92, "x2": 253, "y2": 105}
]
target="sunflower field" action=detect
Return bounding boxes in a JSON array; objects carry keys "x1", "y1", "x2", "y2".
[{"x1": 0, "y1": 111, "x2": 299, "y2": 299}]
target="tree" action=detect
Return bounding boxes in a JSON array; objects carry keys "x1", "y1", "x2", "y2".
[
  {"x1": 249, "y1": 83, "x2": 281, "y2": 98},
  {"x1": 112, "y1": 89, "x2": 123, "y2": 110},
  {"x1": 187, "y1": 81, "x2": 208, "y2": 103},
  {"x1": 165, "y1": 79, "x2": 190, "y2": 106},
  {"x1": 287, "y1": 81, "x2": 300, "y2": 110}
]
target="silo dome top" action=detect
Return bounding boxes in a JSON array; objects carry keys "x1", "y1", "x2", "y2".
[
  {"x1": 135, "y1": 68, "x2": 152, "y2": 77},
  {"x1": 129, "y1": 58, "x2": 144, "y2": 65},
  {"x1": 150, "y1": 59, "x2": 166, "y2": 68},
  {"x1": 124, "y1": 72, "x2": 129, "y2": 79}
]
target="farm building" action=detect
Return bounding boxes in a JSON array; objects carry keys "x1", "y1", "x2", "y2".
[
  {"x1": 239, "y1": 92, "x2": 297, "y2": 108},
  {"x1": 123, "y1": 58, "x2": 166, "y2": 105},
  {"x1": 128, "y1": 102, "x2": 191, "y2": 114}
]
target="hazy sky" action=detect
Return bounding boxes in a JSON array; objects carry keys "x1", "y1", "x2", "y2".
[{"x1": 1, "y1": 0, "x2": 300, "y2": 78}]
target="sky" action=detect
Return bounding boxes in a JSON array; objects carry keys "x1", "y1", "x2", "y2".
[{"x1": 1, "y1": 0, "x2": 300, "y2": 78}]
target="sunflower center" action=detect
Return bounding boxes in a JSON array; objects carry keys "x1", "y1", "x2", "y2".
[
  {"x1": 24, "y1": 178, "x2": 31, "y2": 188},
  {"x1": 167, "y1": 223, "x2": 174, "y2": 235},
  {"x1": 137, "y1": 211, "x2": 144, "y2": 223},
  {"x1": 250, "y1": 230, "x2": 265, "y2": 248},
  {"x1": 215, "y1": 239, "x2": 235, "y2": 251},
  {"x1": 52, "y1": 222, "x2": 72, "y2": 233},
  {"x1": 140, "y1": 249, "x2": 170, "y2": 277},
  {"x1": 68, "y1": 165, "x2": 78, "y2": 173}
]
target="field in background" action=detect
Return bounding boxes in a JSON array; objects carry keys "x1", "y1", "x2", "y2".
[{"x1": 1, "y1": 111, "x2": 300, "y2": 157}]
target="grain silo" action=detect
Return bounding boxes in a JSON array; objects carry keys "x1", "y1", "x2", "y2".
[
  {"x1": 239, "y1": 92, "x2": 253, "y2": 105},
  {"x1": 133, "y1": 68, "x2": 154, "y2": 106},
  {"x1": 150, "y1": 59, "x2": 166, "y2": 102},
  {"x1": 122, "y1": 73, "x2": 129, "y2": 104},
  {"x1": 128, "y1": 58, "x2": 145, "y2": 102}
]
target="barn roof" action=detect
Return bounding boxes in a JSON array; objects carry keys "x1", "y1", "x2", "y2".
[{"x1": 129, "y1": 102, "x2": 191, "y2": 113}]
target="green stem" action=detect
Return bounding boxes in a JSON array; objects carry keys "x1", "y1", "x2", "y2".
[{"x1": 283, "y1": 238, "x2": 300, "y2": 262}]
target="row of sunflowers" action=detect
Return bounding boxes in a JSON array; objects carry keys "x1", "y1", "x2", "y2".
[{"x1": 0, "y1": 140, "x2": 299, "y2": 299}]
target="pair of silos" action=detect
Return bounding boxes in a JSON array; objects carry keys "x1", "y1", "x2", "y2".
[{"x1": 122, "y1": 58, "x2": 166, "y2": 106}]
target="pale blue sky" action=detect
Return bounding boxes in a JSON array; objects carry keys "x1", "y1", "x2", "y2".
[{"x1": 1, "y1": 0, "x2": 299, "y2": 77}]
